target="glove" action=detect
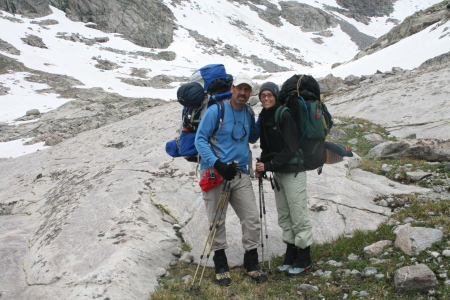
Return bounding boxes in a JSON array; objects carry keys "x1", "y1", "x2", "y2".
[{"x1": 214, "y1": 160, "x2": 237, "y2": 181}]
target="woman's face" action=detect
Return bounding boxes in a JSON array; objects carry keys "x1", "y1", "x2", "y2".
[{"x1": 260, "y1": 91, "x2": 276, "y2": 109}]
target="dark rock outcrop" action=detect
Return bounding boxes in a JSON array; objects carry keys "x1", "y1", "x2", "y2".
[
  {"x1": 0, "y1": 0, "x2": 52, "y2": 17},
  {"x1": 336, "y1": 0, "x2": 395, "y2": 18},
  {"x1": 280, "y1": 2, "x2": 338, "y2": 32},
  {"x1": 1, "y1": 0, "x2": 176, "y2": 49},
  {"x1": 50, "y1": 0, "x2": 176, "y2": 48},
  {"x1": 0, "y1": 53, "x2": 28, "y2": 74},
  {"x1": 0, "y1": 38, "x2": 20, "y2": 55}
]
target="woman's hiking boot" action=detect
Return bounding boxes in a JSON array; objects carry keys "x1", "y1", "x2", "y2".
[
  {"x1": 285, "y1": 246, "x2": 314, "y2": 276},
  {"x1": 275, "y1": 243, "x2": 297, "y2": 273},
  {"x1": 243, "y1": 248, "x2": 268, "y2": 283},
  {"x1": 213, "y1": 249, "x2": 231, "y2": 286}
]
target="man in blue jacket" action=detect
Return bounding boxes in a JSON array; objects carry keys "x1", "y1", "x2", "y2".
[{"x1": 195, "y1": 73, "x2": 267, "y2": 285}]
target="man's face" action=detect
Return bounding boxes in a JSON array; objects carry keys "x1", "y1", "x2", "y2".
[{"x1": 230, "y1": 84, "x2": 252, "y2": 106}]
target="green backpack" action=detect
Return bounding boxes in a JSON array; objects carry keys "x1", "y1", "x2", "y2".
[{"x1": 275, "y1": 75, "x2": 333, "y2": 174}]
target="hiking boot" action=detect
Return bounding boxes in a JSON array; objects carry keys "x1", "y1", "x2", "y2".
[
  {"x1": 215, "y1": 268, "x2": 231, "y2": 286},
  {"x1": 275, "y1": 243, "x2": 297, "y2": 273},
  {"x1": 243, "y1": 248, "x2": 268, "y2": 283},
  {"x1": 213, "y1": 249, "x2": 231, "y2": 286},
  {"x1": 285, "y1": 262, "x2": 314, "y2": 276},
  {"x1": 285, "y1": 246, "x2": 313, "y2": 277}
]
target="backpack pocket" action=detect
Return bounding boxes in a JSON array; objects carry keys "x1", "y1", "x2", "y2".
[{"x1": 178, "y1": 131, "x2": 198, "y2": 156}]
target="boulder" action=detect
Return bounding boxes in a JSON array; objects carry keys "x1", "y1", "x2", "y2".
[
  {"x1": 394, "y1": 264, "x2": 439, "y2": 293},
  {"x1": 317, "y1": 74, "x2": 345, "y2": 93},
  {"x1": 363, "y1": 240, "x2": 393, "y2": 258},
  {"x1": 344, "y1": 74, "x2": 360, "y2": 86},
  {"x1": 394, "y1": 224, "x2": 443, "y2": 255},
  {"x1": 369, "y1": 139, "x2": 450, "y2": 161}
]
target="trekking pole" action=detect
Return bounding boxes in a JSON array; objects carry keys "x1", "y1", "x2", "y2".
[
  {"x1": 260, "y1": 176, "x2": 272, "y2": 272},
  {"x1": 196, "y1": 181, "x2": 231, "y2": 288},
  {"x1": 258, "y1": 175, "x2": 265, "y2": 271},
  {"x1": 190, "y1": 161, "x2": 237, "y2": 291},
  {"x1": 190, "y1": 181, "x2": 229, "y2": 291}
]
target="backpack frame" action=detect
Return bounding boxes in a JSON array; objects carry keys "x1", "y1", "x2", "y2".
[{"x1": 166, "y1": 64, "x2": 232, "y2": 163}]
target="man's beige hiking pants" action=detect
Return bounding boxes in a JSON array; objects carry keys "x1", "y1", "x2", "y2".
[{"x1": 202, "y1": 171, "x2": 261, "y2": 252}]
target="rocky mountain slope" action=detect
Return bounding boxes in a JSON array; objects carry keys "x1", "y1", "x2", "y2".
[{"x1": 348, "y1": 0, "x2": 450, "y2": 62}]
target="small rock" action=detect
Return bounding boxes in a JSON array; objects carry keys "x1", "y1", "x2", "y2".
[
  {"x1": 351, "y1": 269, "x2": 361, "y2": 278},
  {"x1": 364, "y1": 240, "x2": 393, "y2": 258},
  {"x1": 348, "y1": 253, "x2": 359, "y2": 261},
  {"x1": 359, "y1": 291, "x2": 370, "y2": 297},
  {"x1": 156, "y1": 267, "x2": 167, "y2": 277},
  {"x1": 299, "y1": 283, "x2": 319, "y2": 292},
  {"x1": 430, "y1": 251, "x2": 440, "y2": 258},
  {"x1": 363, "y1": 267, "x2": 378, "y2": 276},
  {"x1": 442, "y1": 250, "x2": 450, "y2": 257},
  {"x1": 26, "y1": 109, "x2": 40, "y2": 116},
  {"x1": 370, "y1": 258, "x2": 390, "y2": 264},
  {"x1": 182, "y1": 274, "x2": 192, "y2": 285},
  {"x1": 172, "y1": 247, "x2": 182, "y2": 257},
  {"x1": 403, "y1": 217, "x2": 414, "y2": 224},
  {"x1": 379, "y1": 199, "x2": 388, "y2": 207},
  {"x1": 381, "y1": 164, "x2": 392, "y2": 172},
  {"x1": 327, "y1": 260, "x2": 343, "y2": 267},
  {"x1": 169, "y1": 260, "x2": 178, "y2": 266},
  {"x1": 406, "y1": 171, "x2": 432, "y2": 182},
  {"x1": 179, "y1": 251, "x2": 194, "y2": 263}
]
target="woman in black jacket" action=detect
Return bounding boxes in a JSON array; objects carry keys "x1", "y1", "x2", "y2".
[{"x1": 255, "y1": 81, "x2": 314, "y2": 276}]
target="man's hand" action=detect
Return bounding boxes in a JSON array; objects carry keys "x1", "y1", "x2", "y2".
[{"x1": 214, "y1": 160, "x2": 238, "y2": 181}]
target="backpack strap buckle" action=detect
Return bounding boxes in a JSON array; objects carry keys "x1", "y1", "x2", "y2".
[{"x1": 209, "y1": 167, "x2": 216, "y2": 182}]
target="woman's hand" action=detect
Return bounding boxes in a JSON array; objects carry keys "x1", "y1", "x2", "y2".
[{"x1": 255, "y1": 162, "x2": 265, "y2": 172}]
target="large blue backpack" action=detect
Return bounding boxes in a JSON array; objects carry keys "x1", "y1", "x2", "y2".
[{"x1": 166, "y1": 64, "x2": 232, "y2": 162}]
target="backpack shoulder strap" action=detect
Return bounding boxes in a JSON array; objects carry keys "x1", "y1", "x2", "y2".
[
  {"x1": 274, "y1": 105, "x2": 289, "y2": 137},
  {"x1": 212, "y1": 100, "x2": 225, "y2": 136},
  {"x1": 245, "y1": 103, "x2": 255, "y2": 117}
]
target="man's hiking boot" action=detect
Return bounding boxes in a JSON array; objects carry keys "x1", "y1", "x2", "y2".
[
  {"x1": 213, "y1": 249, "x2": 231, "y2": 286},
  {"x1": 243, "y1": 248, "x2": 268, "y2": 283},
  {"x1": 215, "y1": 268, "x2": 231, "y2": 286},
  {"x1": 275, "y1": 243, "x2": 296, "y2": 273},
  {"x1": 285, "y1": 246, "x2": 314, "y2": 276}
]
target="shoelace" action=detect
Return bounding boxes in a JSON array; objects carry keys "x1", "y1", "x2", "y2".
[
  {"x1": 248, "y1": 269, "x2": 265, "y2": 277},
  {"x1": 217, "y1": 272, "x2": 230, "y2": 279}
]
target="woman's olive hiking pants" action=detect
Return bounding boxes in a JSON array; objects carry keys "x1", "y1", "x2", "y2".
[{"x1": 273, "y1": 171, "x2": 313, "y2": 249}]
